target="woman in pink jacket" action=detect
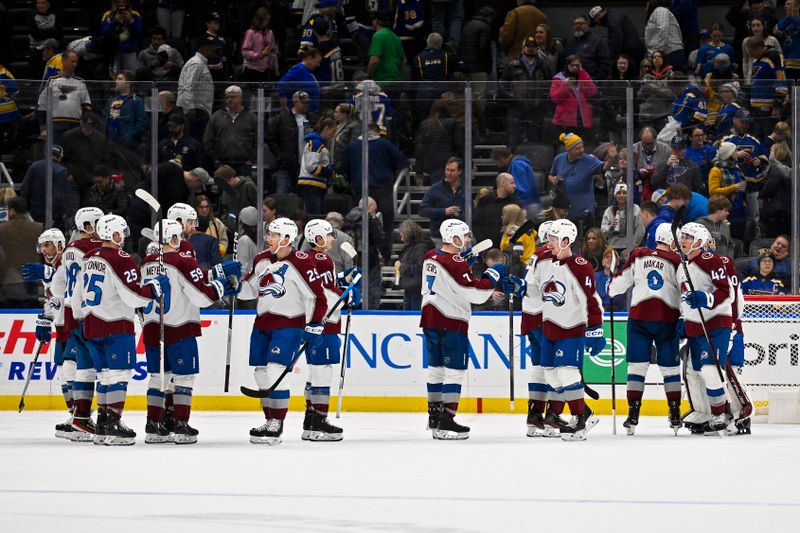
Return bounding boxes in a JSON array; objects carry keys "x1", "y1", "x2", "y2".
[
  {"x1": 240, "y1": 7, "x2": 279, "y2": 82},
  {"x1": 549, "y1": 55, "x2": 597, "y2": 140}
]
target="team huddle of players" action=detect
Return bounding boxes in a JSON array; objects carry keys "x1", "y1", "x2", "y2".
[
  {"x1": 423, "y1": 217, "x2": 751, "y2": 441},
  {"x1": 23, "y1": 206, "x2": 750, "y2": 445},
  {"x1": 23, "y1": 203, "x2": 360, "y2": 446}
]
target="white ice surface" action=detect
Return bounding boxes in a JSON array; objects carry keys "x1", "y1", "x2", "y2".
[{"x1": 1, "y1": 412, "x2": 799, "y2": 533}]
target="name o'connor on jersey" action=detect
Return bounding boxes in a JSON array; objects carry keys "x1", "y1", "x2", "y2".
[
  {"x1": 540, "y1": 255, "x2": 602, "y2": 339},
  {"x1": 609, "y1": 248, "x2": 681, "y2": 322},
  {"x1": 678, "y1": 251, "x2": 732, "y2": 337},
  {"x1": 420, "y1": 251, "x2": 495, "y2": 333}
]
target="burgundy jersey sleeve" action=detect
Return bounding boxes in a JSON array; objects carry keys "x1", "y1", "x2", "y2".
[
  {"x1": 179, "y1": 253, "x2": 222, "y2": 300},
  {"x1": 445, "y1": 254, "x2": 496, "y2": 291},
  {"x1": 571, "y1": 256, "x2": 603, "y2": 328}
]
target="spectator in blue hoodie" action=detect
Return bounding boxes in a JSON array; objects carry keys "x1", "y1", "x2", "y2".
[
  {"x1": 188, "y1": 215, "x2": 223, "y2": 271},
  {"x1": 491, "y1": 146, "x2": 540, "y2": 211},
  {"x1": 419, "y1": 157, "x2": 466, "y2": 242},
  {"x1": 278, "y1": 48, "x2": 321, "y2": 112},
  {"x1": 104, "y1": 70, "x2": 146, "y2": 149},
  {"x1": 645, "y1": 183, "x2": 692, "y2": 249},
  {"x1": 101, "y1": 0, "x2": 144, "y2": 73}
]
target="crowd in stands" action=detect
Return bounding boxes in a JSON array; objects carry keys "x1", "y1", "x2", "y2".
[{"x1": 0, "y1": 0, "x2": 798, "y2": 308}]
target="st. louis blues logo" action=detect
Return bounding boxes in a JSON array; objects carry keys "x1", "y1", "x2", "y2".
[{"x1": 541, "y1": 276, "x2": 567, "y2": 307}]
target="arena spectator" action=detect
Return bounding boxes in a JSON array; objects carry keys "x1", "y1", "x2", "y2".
[
  {"x1": 499, "y1": 0, "x2": 548, "y2": 60},
  {"x1": 195, "y1": 193, "x2": 228, "y2": 255},
  {"x1": 742, "y1": 15, "x2": 780, "y2": 83},
  {"x1": 762, "y1": 121, "x2": 791, "y2": 154},
  {"x1": 694, "y1": 23, "x2": 736, "y2": 76},
  {"x1": 645, "y1": 184, "x2": 691, "y2": 248},
  {"x1": 461, "y1": 6, "x2": 495, "y2": 137},
  {"x1": 262, "y1": 197, "x2": 277, "y2": 225},
  {"x1": 685, "y1": 127, "x2": 717, "y2": 183},
  {"x1": 240, "y1": 7, "x2": 279, "y2": 82},
  {"x1": 535, "y1": 23, "x2": 562, "y2": 75},
  {"x1": 651, "y1": 136, "x2": 705, "y2": 194},
  {"x1": 741, "y1": 250, "x2": 788, "y2": 294},
  {"x1": 157, "y1": 90, "x2": 179, "y2": 141},
  {"x1": 215, "y1": 165, "x2": 258, "y2": 232},
  {"x1": 177, "y1": 38, "x2": 215, "y2": 140},
  {"x1": 299, "y1": 0, "x2": 338, "y2": 53},
  {"x1": 670, "y1": 75, "x2": 708, "y2": 134},
  {"x1": 198, "y1": 11, "x2": 229, "y2": 82},
  {"x1": 158, "y1": 114, "x2": 205, "y2": 170},
  {"x1": 156, "y1": 0, "x2": 185, "y2": 39},
  {"x1": 696, "y1": 195, "x2": 734, "y2": 258},
  {"x1": 708, "y1": 142, "x2": 747, "y2": 239},
  {"x1": 430, "y1": 0, "x2": 463, "y2": 49},
  {"x1": 100, "y1": 0, "x2": 143, "y2": 73},
  {"x1": 395, "y1": 219, "x2": 434, "y2": 310},
  {"x1": 728, "y1": 2, "x2": 775, "y2": 66},
  {"x1": 267, "y1": 91, "x2": 317, "y2": 194},
  {"x1": 86, "y1": 164, "x2": 128, "y2": 217},
  {"x1": 491, "y1": 147, "x2": 539, "y2": 210},
  {"x1": 332, "y1": 103, "x2": 361, "y2": 173},
  {"x1": 297, "y1": 117, "x2": 336, "y2": 214},
  {"x1": 186, "y1": 216, "x2": 222, "y2": 271},
  {"x1": 40, "y1": 38, "x2": 62, "y2": 81},
  {"x1": 499, "y1": 35, "x2": 552, "y2": 149},
  {"x1": 411, "y1": 33, "x2": 458, "y2": 122},
  {"x1": 746, "y1": 235, "x2": 791, "y2": 284},
  {"x1": 671, "y1": 0, "x2": 700, "y2": 56},
  {"x1": 745, "y1": 35, "x2": 789, "y2": 131},
  {"x1": 104, "y1": 70, "x2": 146, "y2": 149},
  {"x1": 367, "y1": 12, "x2": 406, "y2": 82},
  {"x1": 631, "y1": 126, "x2": 670, "y2": 203},
  {"x1": 27, "y1": 0, "x2": 63, "y2": 80},
  {"x1": 278, "y1": 48, "x2": 321, "y2": 112},
  {"x1": 420, "y1": 157, "x2": 466, "y2": 243},
  {"x1": 637, "y1": 60, "x2": 676, "y2": 132},
  {"x1": 322, "y1": 211, "x2": 356, "y2": 274},
  {"x1": 650, "y1": 50, "x2": 674, "y2": 80},
  {"x1": 651, "y1": 185, "x2": 707, "y2": 227},
  {"x1": 344, "y1": 197, "x2": 385, "y2": 308},
  {"x1": 601, "y1": 183, "x2": 644, "y2": 258},
  {"x1": 548, "y1": 133, "x2": 614, "y2": 233},
  {"x1": 19, "y1": 145, "x2": 70, "y2": 228},
  {"x1": 0, "y1": 64, "x2": 20, "y2": 157},
  {"x1": 136, "y1": 27, "x2": 184, "y2": 82},
  {"x1": 563, "y1": 14, "x2": 611, "y2": 81},
  {"x1": 596, "y1": 247, "x2": 626, "y2": 311},
  {"x1": 640, "y1": 200, "x2": 660, "y2": 248},
  {"x1": 499, "y1": 204, "x2": 536, "y2": 274},
  {"x1": 550, "y1": 55, "x2": 597, "y2": 142},
  {"x1": 760, "y1": 142, "x2": 792, "y2": 237},
  {"x1": 203, "y1": 85, "x2": 257, "y2": 176},
  {"x1": 581, "y1": 227, "x2": 607, "y2": 272},
  {"x1": 37, "y1": 50, "x2": 91, "y2": 145},
  {"x1": 60, "y1": 113, "x2": 107, "y2": 197},
  {"x1": 236, "y1": 206, "x2": 258, "y2": 276},
  {"x1": 589, "y1": 5, "x2": 645, "y2": 68},
  {"x1": 714, "y1": 82, "x2": 744, "y2": 139},
  {"x1": 645, "y1": 0, "x2": 685, "y2": 71},
  {"x1": 773, "y1": 0, "x2": 800, "y2": 79},
  {"x1": 473, "y1": 173, "x2": 518, "y2": 245},
  {"x1": 0, "y1": 197, "x2": 43, "y2": 305},
  {"x1": 414, "y1": 104, "x2": 464, "y2": 185}
]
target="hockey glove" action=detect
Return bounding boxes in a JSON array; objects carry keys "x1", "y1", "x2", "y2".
[
  {"x1": 682, "y1": 290, "x2": 714, "y2": 309},
  {"x1": 259, "y1": 282, "x2": 286, "y2": 298},
  {"x1": 35, "y1": 314, "x2": 53, "y2": 342},
  {"x1": 482, "y1": 263, "x2": 507, "y2": 284},
  {"x1": 729, "y1": 331, "x2": 745, "y2": 367},
  {"x1": 210, "y1": 260, "x2": 242, "y2": 282},
  {"x1": 303, "y1": 323, "x2": 324, "y2": 349},
  {"x1": 676, "y1": 318, "x2": 686, "y2": 339},
  {"x1": 210, "y1": 278, "x2": 238, "y2": 299},
  {"x1": 22, "y1": 263, "x2": 55, "y2": 283},
  {"x1": 585, "y1": 326, "x2": 606, "y2": 356},
  {"x1": 144, "y1": 274, "x2": 171, "y2": 301},
  {"x1": 337, "y1": 266, "x2": 363, "y2": 288},
  {"x1": 347, "y1": 285, "x2": 362, "y2": 307},
  {"x1": 503, "y1": 274, "x2": 527, "y2": 299},
  {"x1": 459, "y1": 247, "x2": 478, "y2": 266}
]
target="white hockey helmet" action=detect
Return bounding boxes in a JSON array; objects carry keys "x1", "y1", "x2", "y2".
[
  {"x1": 167, "y1": 202, "x2": 198, "y2": 231},
  {"x1": 548, "y1": 219, "x2": 578, "y2": 247},
  {"x1": 74, "y1": 207, "x2": 104, "y2": 234},
  {"x1": 537, "y1": 220, "x2": 554, "y2": 244},
  {"x1": 679, "y1": 222, "x2": 710, "y2": 252},
  {"x1": 304, "y1": 218, "x2": 333, "y2": 248},
  {"x1": 146, "y1": 241, "x2": 160, "y2": 257},
  {"x1": 268, "y1": 217, "x2": 298, "y2": 244},
  {"x1": 36, "y1": 228, "x2": 66, "y2": 259},
  {"x1": 440, "y1": 219, "x2": 471, "y2": 249},
  {"x1": 96, "y1": 214, "x2": 130, "y2": 245},
  {"x1": 153, "y1": 219, "x2": 183, "y2": 247},
  {"x1": 655, "y1": 223, "x2": 675, "y2": 246}
]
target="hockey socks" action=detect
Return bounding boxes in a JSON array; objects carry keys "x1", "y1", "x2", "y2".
[
  {"x1": 528, "y1": 365, "x2": 547, "y2": 414},
  {"x1": 147, "y1": 387, "x2": 166, "y2": 422},
  {"x1": 173, "y1": 386, "x2": 193, "y2": 421},
  {"x1": 442, "y1": 368, "x2": 465, "y2": 417}
]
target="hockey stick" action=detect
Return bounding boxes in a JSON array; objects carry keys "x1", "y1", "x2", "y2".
[
  {"x1": 506, "y1": 220, "x2": 534, "y2": 410},
  {"x1": 609, "y1": 249, "x2": 618, "y2": 435},
  {"x1": 18, "y1": 341, "x2": 45, "y2": 412},
  {"x1": 240, "y1": 272, "x2": 363, "y2": 399},
  {"x1": 135, "y1": 189, "x2": 166, "y2": 392},
  {"x1": 336, "y1": 241, "x2": 358, "y2": 418},
  {"x1": 670, "y1": 206, "x2": 726, "y2": 385},
  {"x1": 469, "y1": 238, "x2": 493, "y2": 257},
  {"x1": 223, "y1": 232, "x2": 239, "y2": 393}
]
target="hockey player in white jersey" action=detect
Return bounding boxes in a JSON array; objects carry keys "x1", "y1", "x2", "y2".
[
  {"x1": 539, "y1": 219, "x2": 605, "y2": 441},
  {"x1": 140, "y1": 220, "x2": 239, "y2": 444},
  {"x1": 75, "y1": 215, "x2": 171, "y2": 445},
  {"x1": 608, "y1": 223, "x2": 683, "y2": 434},
  {"x1": 421, "y1": 220, "x2": 505, "y2": 440},
  {"x1": 503, "y1": 221, "x2": 564, "y2": 437},
  {"x1": 676, "y1": 222, "x2": 732, "y2": 435},
  {"x1": 237, "y1": 217, "x2": 328, "y2": 445},
  {"x1": 21, "y1": 229, "x2": 70, "y2": 438}
]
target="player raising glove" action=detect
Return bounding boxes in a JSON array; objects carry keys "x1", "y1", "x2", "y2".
[
  {"x1": 503, "y1": 274, "x2": 527, "y2": 299},
  {"x1": 21, "y1": 262, "x2": 56, "y2": 283},
  {"x1": 482, "y1": 262, "x2": 507, "y2": 284}
]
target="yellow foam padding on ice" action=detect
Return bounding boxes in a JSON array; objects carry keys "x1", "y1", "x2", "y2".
[{"x1": 1, "y1": 396, "x2": 689, "y2": 415}]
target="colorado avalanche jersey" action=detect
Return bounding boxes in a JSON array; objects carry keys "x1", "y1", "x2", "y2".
[
  {"x1": 140, "y1": 250, "x2": 222, "y2": 347},
  {"x1": 608, "y1": 247, "x2": 681, "y2": 322},
  {"x1": 541, "y1": 254, "x2": 603, "y2": 340},
  {"x1": 62, "y1": 237, "x2": 101, "y2": 330},
  {"x1": 238, "y1": 248, "x2": 327, "y2": 331},
  {"x1": 420, "y1": 249, "x2": 495, "y2": 334},
  {"x1": 678, "y1": 251, "x2": 732, "y2": 336},
  {"x1": 521, "y1": 247, "x2": 554, "y2": 335},
  {"x1": 43, "y1": 258, "x2": 69, "y2": 343},
  {"x1": 312, "y1": 252, "x2": 343, "y2": 334},
  {"x1": 720, "y1": 255, "x2": 744, "y2": 334},
  {"x1": 80, "y1": 246, "x2": 157, "y2": 339}
]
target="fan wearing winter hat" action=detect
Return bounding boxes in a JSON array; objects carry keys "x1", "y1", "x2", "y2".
[
  {"x1": 707, "y1": 141, "x2": 747, "y2": 239},
  {"x1": 740, "y1": 251, "x2": 788, "y2": 295},
  {"x1": 714, "y1": 82, "x2": 743, "y2": 138}
]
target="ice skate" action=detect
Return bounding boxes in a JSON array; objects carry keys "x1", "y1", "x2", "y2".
[
  {"x1": 704, "y1": 414, "x2": 728, "y2": 437},
  {"x1": 250, "y1": 418, "x2": 283, "y2": 445},
  {"x1": 301, "y1": 406, "x2": 313, "y2": 441},
  {"x1": 173, "y1": 420, "x2": 199, "y2": 444},
  {"x1": 434, "y1": 416, "x2": 469, "y2": 440},
  {"x1": 735, "y1": 418, "x2": 752, "y2": 435},
  {"x1": 623, "y1": 400, "x2": 641, "y2": 436},
  {"x1": 55, "y1": 414, "x2": 73, "y2": 439},
  {"x1": 561, "y1": 409, "x2": 595, "y2": 442},
  {"x1": 307, "y1": 415, "x2": 343, "y2": 441},
  {"x1": 70, "y1": 416, "x2": 96, "y2": 442},
  {"x1": 668, "y1": 400, "x2": 682, "y2": 435},
  {"x1": 103, "y1": 417, "x2": 136, "y2": 446},
  {"x1": 543, "y1": 407, "x2": 568, "y2": 437},
  {"x1": 145, "y1": 419, "x2": 172, "y2": 444},
  {"x1": 426, "y1": 402, "x2": 442, "y2": 432},
  {"x1": 526, "y1": 410, "x2": 546, "y2": 437},
  {"x1": 583, "y1": 404, "x2": 599, "y2": 432}
]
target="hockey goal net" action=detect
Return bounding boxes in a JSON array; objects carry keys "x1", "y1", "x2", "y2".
[{"x1": 740, "y1": 296, "x2": 800, "y2": 421}]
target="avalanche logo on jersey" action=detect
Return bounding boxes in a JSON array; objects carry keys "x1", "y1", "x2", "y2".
[
  {"x1": 647, "y1": 270, "x2": 664, "y2": 290},
  {"x1": 541, "y1": 277, "x2": 567, "y2": 307}
]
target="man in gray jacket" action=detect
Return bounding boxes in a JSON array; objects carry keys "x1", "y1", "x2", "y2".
[{"x1": 203, "y1": 85, "x2": 257, "y2": 177}]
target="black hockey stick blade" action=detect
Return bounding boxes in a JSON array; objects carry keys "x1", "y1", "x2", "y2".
[
  {"x1": 510, "y1": 219, "x2": 536, "y2": 245},
  {"x1": 584, "y1": 383, "x2": 600, "y2": 400},
  {"x1": 670, "y1": 205, "x2": 688, "y2": 252}
]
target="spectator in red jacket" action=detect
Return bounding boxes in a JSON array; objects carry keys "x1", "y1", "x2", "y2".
[{"x1": 550, "y1": 55, "x2": 597, "y2": 142}]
